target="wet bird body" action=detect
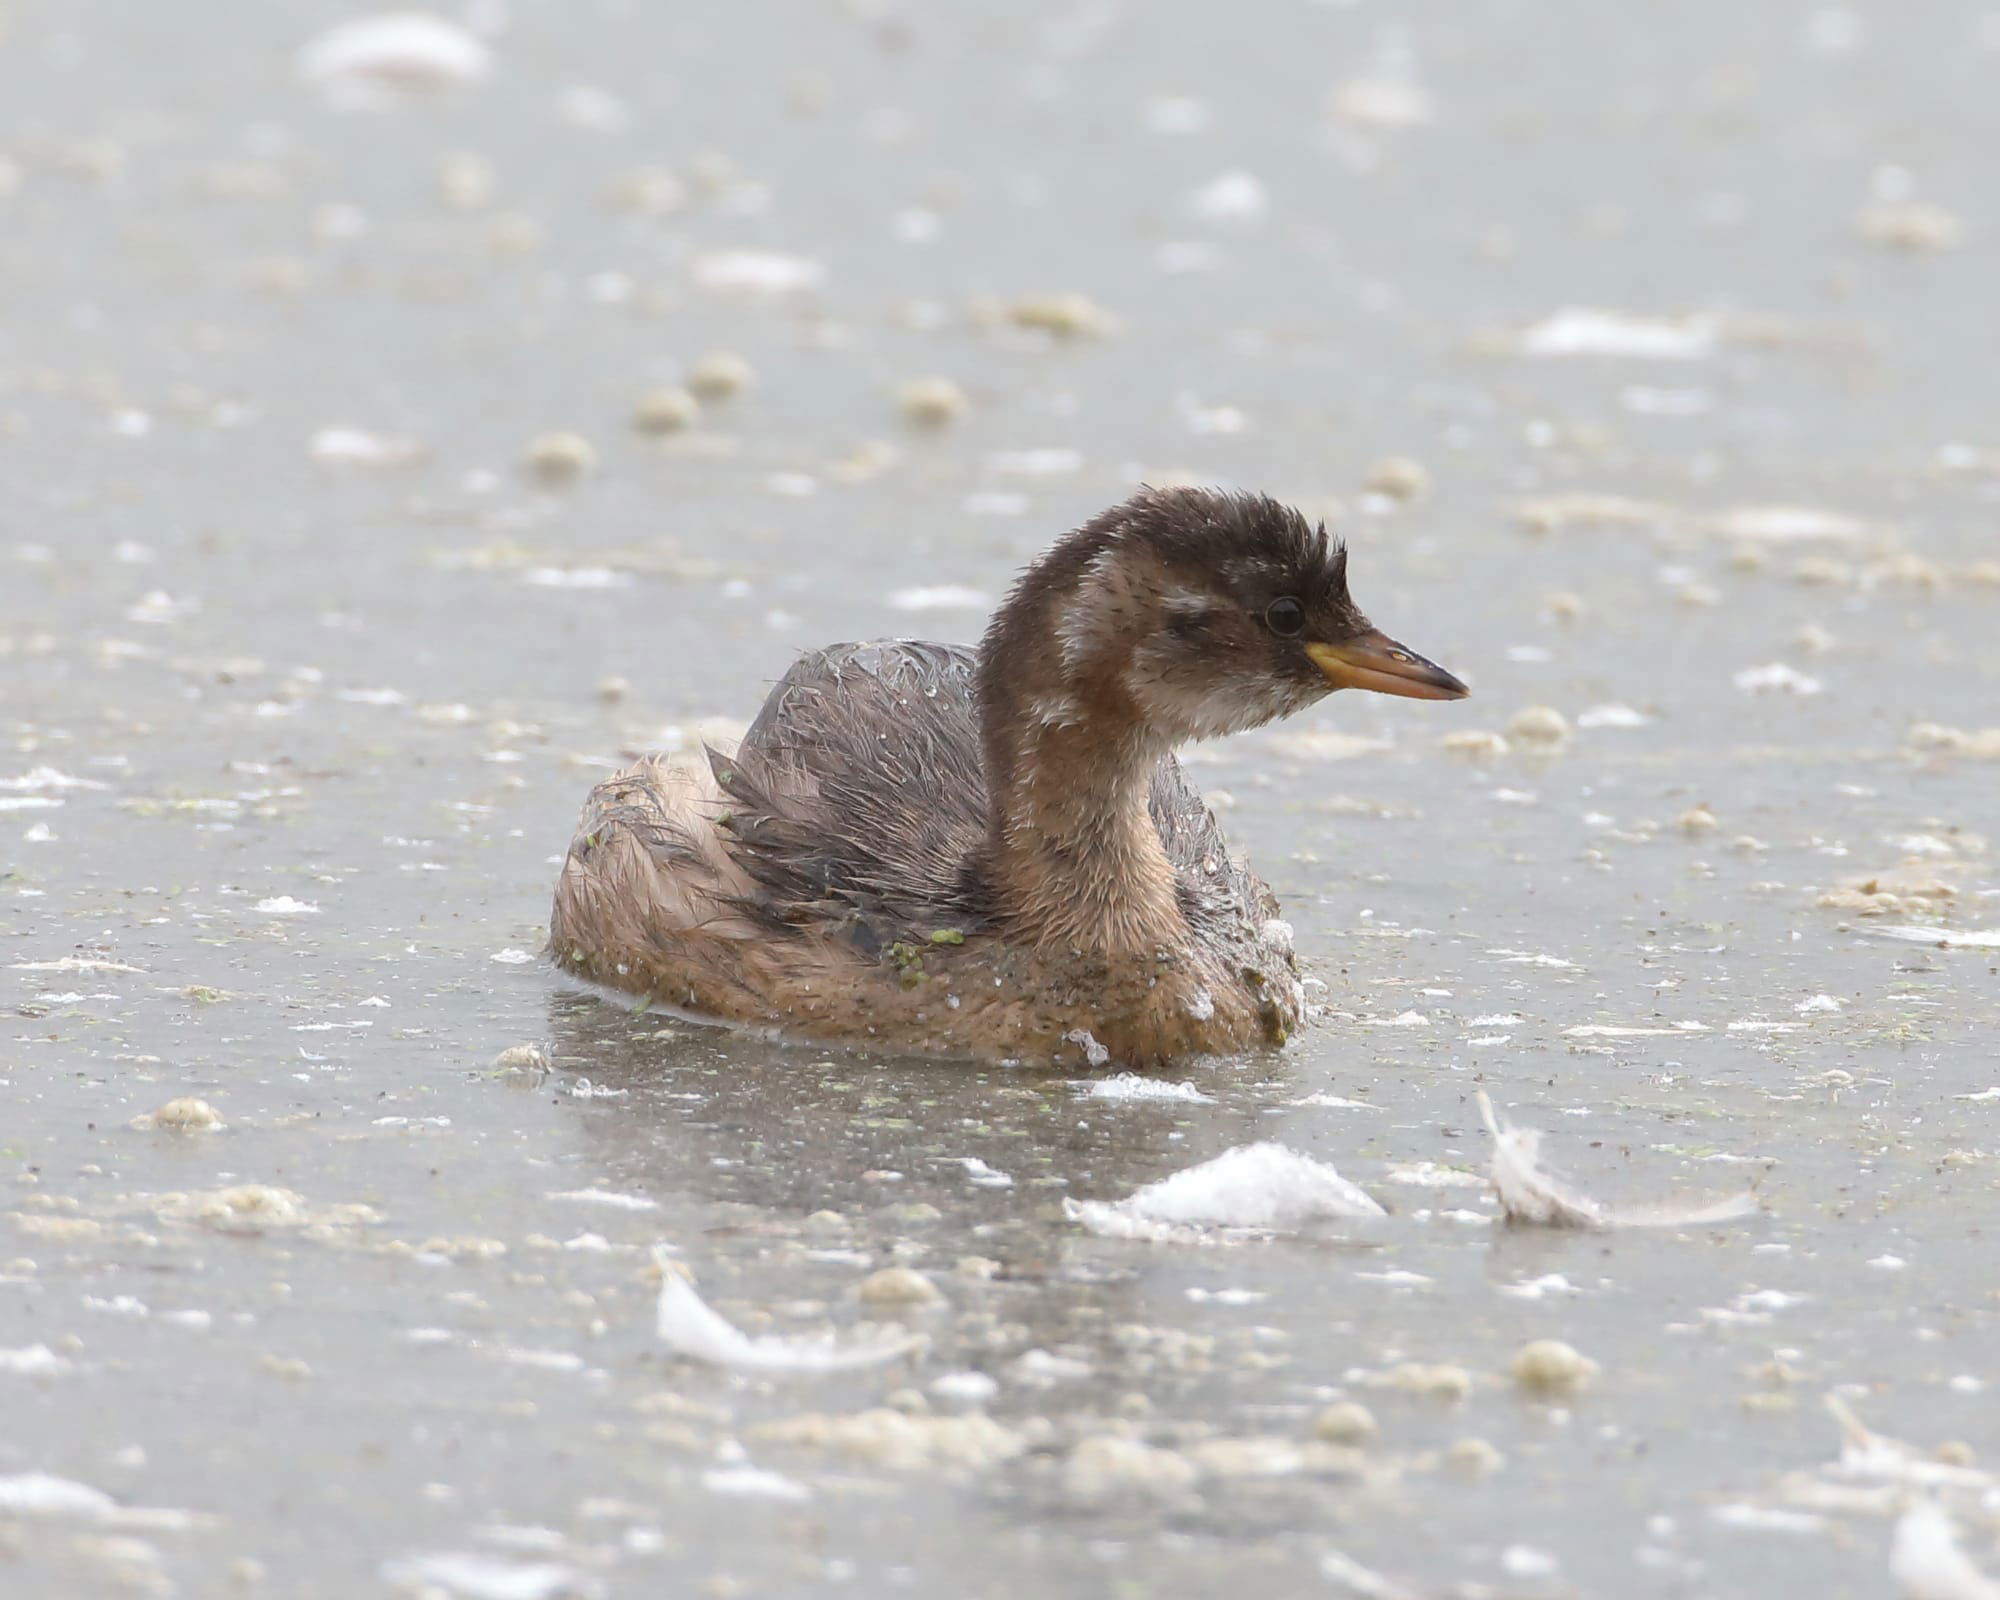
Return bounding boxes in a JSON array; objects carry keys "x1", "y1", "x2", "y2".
[{"x1": 549, "y1": 488, "x2": 1467, "y2": 1067}]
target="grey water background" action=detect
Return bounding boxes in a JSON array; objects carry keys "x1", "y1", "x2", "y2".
[{"x1": 4, "y1": 2, "x2": 1999, "y2": 1596}]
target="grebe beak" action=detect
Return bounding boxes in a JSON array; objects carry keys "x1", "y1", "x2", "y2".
[{"x1": 1306, "y1": 630, "x2": 1470, "y2": 701}]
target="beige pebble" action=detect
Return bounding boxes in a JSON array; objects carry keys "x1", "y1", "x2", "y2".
[
  {"x1": 752, "y1": 1408, "x2": 1021, "y2": 1472},
  {"x1": 1856, "y1": 201, "x2": 1963, "y2": 252},
  {"x1": 595, "y1": 676, "x2": 629, "y2": 704},
  {"x1": 1740, "y1": 1391, "x2": 1796, "y2": 1414},
  {"x1": 1362, "y1": 456, "x2": 1428, "y2": 502},
  {"x1": 631, "y1": 386, "x2": 700, "y2": 435},
  {"x1": 1793, "y1": 623, "x2": 1836, "y2": 655},
  {"x1": 1443, "y1": 1436, "x2": 1505, "y2": 1477},
  {"x1": 1505, "y1": 705, "x2": 1570, "y2": 744},
  {"x1": 1794, "y1": 556, "x2": 1854, "y2": 587},
  {"x1": 487, "y1": 212, "x2": 544, "y2": 255},
  {"x1": 1312, "y1": 1400, "x2": 1378, "y2": 1446},
  {"x1": 687, "y1": 351, "x2": 755, "y2": 401},
  {"x1": 857, "y1": 1267, "x2": 943, "y2": 1307},
  {"x1": 1677, "y1": 581, "x2": 1721, "y2": 608},
  {"x1": 437, "y1": 151, "x2": 495, "y2": 210},
  {"x1": 1511, "y1": 1338, "x2": 1597, "y2": 1395},
  {"x1": 611, "y1": 165, "x2": 685, "y2": 216},
  {"x1": 1936, "y1": 1441, "x2": 1977, "y2": 1467},
  {"x1": 1545, "y1": 590, "x2": 1585, "y2": 622},
  {"x1": 1441, "y1": 730, "x2": 1510, "y2": 760},
  {"x1": 1384, "y1": 1362, "x2": 1473, "y2": 1402},
  {"x1": 1005, "y1": 292, "x2": 1110, "y2": 338},
  {"x1": 491, "y1": 1043, "x2": 549, "y2": 1071},
  {"x1": 1870, "y1": 552, "x2": 1945, "y2": 590},
  {"x1": 1676, "y1": 804, "x2": 1718, "y2": 836},
  {"x1": 955, "y1": 1255, "x2": 1000, "y2": 1279},
  {"x1": 142, "y1": 1097, "x2": 224, "y2": 1131},
  {"x1": 525, "y1": 432, "x2": 596, "y2": 483},
  {"x1": 1063, "y1": 1434, "x2": 1199, "y2": 1498},
  {"x1": 898, "y1": 377, "x2": 968, "y2": 426},
  {"x1": 1964, "y1": 560, "x2": 2000, "y2": 587}
]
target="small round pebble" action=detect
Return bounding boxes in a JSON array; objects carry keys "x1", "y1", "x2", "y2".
[
  {"x1": 1312, "y1": 1401, "x2": 1379, "y2": 1446},
  {"x1": 525, "y1": 432, "x2": 596, "y2": 484},
  {"x1": 1505, "y1": 705, "x2": 1571, "y2": 744},
  {"x1": 1385, "y1": 1362, "x2": 1473, "y2": 1402},
  {"x1": 1063, "y1": 1434, "x2": 1198, "y2": 1498},
  {"x1": 1363, "y1": 456, "x2": 1429, "y2": 502},
  {"x1": 596, "y1": 675, "x2": 630, "y2": 704},
  {"x1": 898, "y1": 377, "x2": 968, "y2": 426},
  {"x1": 145, "y1": 1097, "x2": 223, "y2": 1131},
  {"x1": 1005, "y1": 292, "x2": 1109, "y2": 338},
  {"x1": 632, "y1": 386, "x2": 700, "y2": 435},
  {"x1": 687, "y1": 351, "x2": 755, "y2": 401},
  {"x1": 1511, "y1": 1338, "x2": 1598, "y2": 1395},
  {"x1": 492, "y1": 1043, "x2": 550, "y2": 1071},
  {"x1": 1443, "y1": 1436, "x2": 1506, "y2": 1477},
  {"x1": 1676, "y1": 804, "x2": 1719, "y2": 836},
  {"x1": 857, "y1": 1267, "x2": 943, "y2": 1307},
  {"x1": 1545, "y1": 590, "x2": 1585, "y2": 622}
]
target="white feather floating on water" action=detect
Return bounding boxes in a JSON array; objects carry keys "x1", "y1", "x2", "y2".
[
  {"x1": 1064, "y1": 1142, "x2": 1384, "y2": 1244},
  {"x1": 0, "y1": 1471, "x2": 209, "y2": 1531},
  {"x1": 653, "y1": 1253, "x2": 924, "y2": 1374},
  {"x1": 1476, "y1": 1093, "x2": 1757, "y2": 1229},
  {"x1": 1891, "y1": 1499, "x2": 2000, "y2": 1600},
  {"x1": 1826, "y1": 1396, "x2": 1994, "y2": 1491},
  {"x1": 1318, "y1": 1549, "x2": 1423, "y2": 1600}
]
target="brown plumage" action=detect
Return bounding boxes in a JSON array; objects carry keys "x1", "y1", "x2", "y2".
[{"x1": 549, "y1": 487, "x2": 1468, "y2": 1068}]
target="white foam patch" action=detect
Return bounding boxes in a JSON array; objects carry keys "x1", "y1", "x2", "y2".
[
  {"x1": 1078, "y1": 1073, "x2": 1216, "y2": 1105},
  {"x1": 1064, "y1": 1143, "x2": 1383, "y2": 1244},
  {"x1": 689, "y1": 251, "x2": 825, "y2": 295},
  {"x1": 886, "y1": 585, "x2": 990, "y2": 612},
  {"x1": 942, "y1": 1157, "x2": 1014, "y2": 1188},
  {"x1": 1516, "y1": 307, "x2": 1718, "y2": 360},
  {"x1": 701, "y1": 1465, "x2": 811, "y2": 1502},
  {"x1": 378, "y1": 1552, "x2": 592, "y2": 1600},
  {"x1": 297, "y1": 14, "x2": 493, "y2": 106},
  {"x1": 1733, "y1": 662, "x2": 1823, "y2": 695},
  {"x1": 0, "y1": 1345, "x2": 73, "y2": 1376},
  {"x1": 255, "y1": 896, "x2": 319, "y2": 916},
  {"x1": 547, "y1": 1189, "x2": 657, "y2": 1211}
]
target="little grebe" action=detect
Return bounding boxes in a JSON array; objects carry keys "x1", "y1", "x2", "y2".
[{"x1": 549, "y1": 487, "x2": 1467, "y2": 1067}]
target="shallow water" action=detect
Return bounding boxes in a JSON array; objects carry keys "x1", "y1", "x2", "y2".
[{"x1": 4, "y1": 2, "x2": 1999, "y2": 1596}]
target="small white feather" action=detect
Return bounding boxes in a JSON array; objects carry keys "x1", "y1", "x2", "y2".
[
  {"x1": 1476, "y1": 1092, "x2": 1757, "y2": 1229},
  {"x1": 654, "y1": 1252, "x2": 924, "y2": 1374}
]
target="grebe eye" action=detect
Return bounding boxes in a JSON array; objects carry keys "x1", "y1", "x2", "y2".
[{"x1": 1264, "y1": 596, "x2": 1306, "y2": 637}]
